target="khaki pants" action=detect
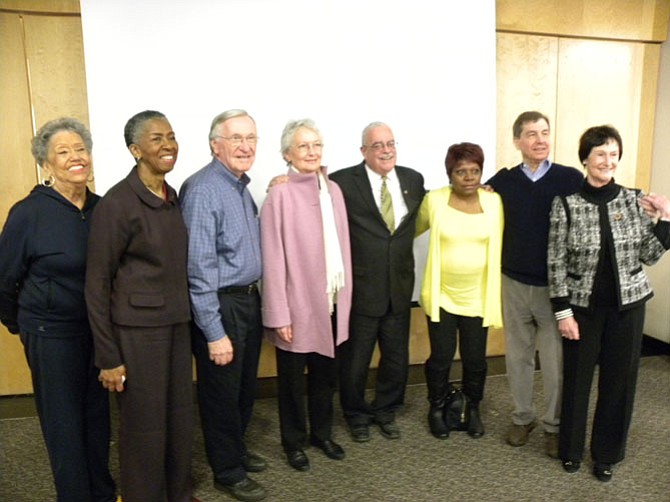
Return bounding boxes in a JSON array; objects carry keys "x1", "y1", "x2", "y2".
[{"x1": 502, "y1": 275, "x2": 562, "y2": 433}]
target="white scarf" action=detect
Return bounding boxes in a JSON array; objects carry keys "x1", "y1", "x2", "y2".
[{"x1": 318, "y1": 171, "x2": 345, "y2": 313}]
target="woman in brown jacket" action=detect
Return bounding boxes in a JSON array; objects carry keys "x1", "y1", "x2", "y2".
[{"x1": 85, "y1": 110, "x2": 194, "y2": 502}]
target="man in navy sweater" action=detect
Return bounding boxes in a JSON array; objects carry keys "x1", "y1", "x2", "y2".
[{"x1": 487, "y1": 111, "x2": 583, "y2": 458}]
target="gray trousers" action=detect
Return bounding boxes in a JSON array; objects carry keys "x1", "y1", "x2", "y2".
[{"x1": 502, "y1": 275, "x2": 562, "y2": 433}]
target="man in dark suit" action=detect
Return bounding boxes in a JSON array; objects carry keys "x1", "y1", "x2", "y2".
[{"x1": 330, "y1": 122, "x2": 425, "y2": 441}]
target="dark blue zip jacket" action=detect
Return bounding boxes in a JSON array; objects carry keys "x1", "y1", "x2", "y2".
[{"x1": 0, "y1": 185, "x2": 99, "y2": 337}]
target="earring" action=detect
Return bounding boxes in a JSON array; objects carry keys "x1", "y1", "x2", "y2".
[
  {"x1": 42, "y1": 175, "x2": 55, "y2": 187},
  {"x1": 87, "y1": 171, "x2": 95, "y2": 183}
]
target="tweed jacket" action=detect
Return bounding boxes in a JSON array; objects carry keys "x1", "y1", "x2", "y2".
[{"x1": 547, "y1": 184, "x2": 667, "y2": 311}]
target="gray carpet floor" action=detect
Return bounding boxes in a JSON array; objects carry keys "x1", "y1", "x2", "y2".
[{"x1": 1, "y1": 356, "x2": 669, "y2": 501}]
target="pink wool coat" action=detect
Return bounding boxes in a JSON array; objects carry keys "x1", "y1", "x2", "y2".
[{"x1": 260, "y1": 167, "x2": 352, "y2": 357}]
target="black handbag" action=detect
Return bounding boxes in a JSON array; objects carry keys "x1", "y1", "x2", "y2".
[{"x1": 444, "y1": 386, "x2": 471, "y2": 431}]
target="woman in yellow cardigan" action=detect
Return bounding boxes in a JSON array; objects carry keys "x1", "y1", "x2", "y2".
[{"x1": 416, "y1": 142, "x2": 503, "y2": 439}]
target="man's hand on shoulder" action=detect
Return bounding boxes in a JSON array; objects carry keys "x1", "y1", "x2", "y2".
[
  {"x1": 267, "y1": 175, "x2": 289, "y2": 193},
  {"x1": 208, "y1": 336, "x2": 234, "y2": 366}
]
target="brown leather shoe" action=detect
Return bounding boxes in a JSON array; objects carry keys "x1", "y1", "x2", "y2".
[
  {"x1": 506, "y1": 420, "x2": 537, "y2": 446},
  {"x1": 544, "y1": 432, "x2": 559, "y2": 458}
]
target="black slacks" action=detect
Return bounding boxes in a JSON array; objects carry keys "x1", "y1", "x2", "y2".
[
  {"x1": 275, "y1": 346, "x2": 337, "y2": 451},
  {"x1": 339, "y1": 306, "x2": 410, "y2": 426},
  {"x1": 21, "y1": 331, "x2": 116, "y2": 502},
  {"x1": 192, "y1": 290, "x2": 262, "y2": 485},
  {"x1": 426, "y1": 308, "x2": 488, "y2": 402},
  {"x1": 115, "y1": 322, "x2": 193, "y2": 502},
  {"x1": 559, "y1": 304, "x2": 645, "y2": 465}
]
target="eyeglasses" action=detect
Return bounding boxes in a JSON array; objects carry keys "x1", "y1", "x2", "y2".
[
  {"x1": 294, "y1": 142, "x2": 323, "y2": 153},
  {"x1": 216, "y1": 135, "x2": 259, "y2": 147},
  {"x1": 365, "y1": 140, "x2": 397, "y2": 151}
]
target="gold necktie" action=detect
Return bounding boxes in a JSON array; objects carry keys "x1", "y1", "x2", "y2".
[{"x1": 381, "y1": 175, "x2": 395, "y2": 233}]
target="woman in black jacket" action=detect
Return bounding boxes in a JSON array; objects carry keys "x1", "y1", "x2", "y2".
[{"x1": 0, "y1": 118, "x2": 116, "y2": 502}]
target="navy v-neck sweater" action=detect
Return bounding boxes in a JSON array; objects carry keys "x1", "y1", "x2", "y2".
[{"x1": 487, "y1": 163, "x2": 583, "y2": 286}]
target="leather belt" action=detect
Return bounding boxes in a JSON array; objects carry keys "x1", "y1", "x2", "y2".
[{"x1": 219, "y1": 283, "x2": 258, "y2": 295}]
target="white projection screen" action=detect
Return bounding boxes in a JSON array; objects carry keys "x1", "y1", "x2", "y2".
[{"x1": 80, "y1": 0, "x2": 496, "y2": 299}]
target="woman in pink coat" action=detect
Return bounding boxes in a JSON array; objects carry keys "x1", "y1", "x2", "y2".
[{"x1": 260, "y1": 119, "x2": 352, "y2": 472}]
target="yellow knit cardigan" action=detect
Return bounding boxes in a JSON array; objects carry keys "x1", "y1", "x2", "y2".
[{"x1": 415, "y1": 186, "x2": 504, "y2": 328}]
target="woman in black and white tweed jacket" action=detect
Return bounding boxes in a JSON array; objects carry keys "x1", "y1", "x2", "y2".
[{"x1": 547, "y1": 125, "x2": 670, "y2": 482}]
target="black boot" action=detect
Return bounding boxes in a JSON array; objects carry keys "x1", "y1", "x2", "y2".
[
  {"x1": 468, "y1": 402, "x2": 485, "y2": 438},
  {"x1": 425, "y1": 366, "x2": 449, "y2": 439},
  {"x1": 428, "y1": 400, "x2": 449, "y2": 439}
]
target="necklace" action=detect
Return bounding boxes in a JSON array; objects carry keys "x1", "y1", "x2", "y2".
[{"x1": 145, "y1": 183, "x2": 165, "y2": 200}]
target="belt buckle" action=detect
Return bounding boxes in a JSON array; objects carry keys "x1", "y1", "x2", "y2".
[{"x1": 247, "y1": 283, "x2": 255, "y2": 294}]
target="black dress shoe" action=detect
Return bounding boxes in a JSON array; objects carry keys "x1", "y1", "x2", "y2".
[
  {"x1": 349, "y1": 424, "x2": 371, "y2": 443},
  {"x1": 593, "y1": 463, "x2": 613, "y2": 482},
  {"x1": 562, "y1": 460, "x2": 581, "y2": 473},
  {"x1": 286, "y1": 449, "x2": 310, "y2": 471},
  {"x1": 241, "y1": 452, "x2": 267, "y2": 472},
  {"x1": 376, "y1": 421, "x2": 401, "y2": 439},
  {"x1": 214, "y1": 476, "x2": 267, "y2": 502},
  {"x1": 310, "y1": 438, "x2": 345, "y2": 460}
]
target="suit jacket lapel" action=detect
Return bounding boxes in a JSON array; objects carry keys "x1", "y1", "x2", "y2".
[
  {"x1": 351, "y1": 163, "x2": 387, "y2": 227},
  {"x1": 396, "y1": 167, "x2": 420, "y2": 230}
]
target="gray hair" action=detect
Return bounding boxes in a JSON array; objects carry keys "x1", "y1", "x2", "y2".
[
  {"x1": 31, "y1": 117, "x2": 93, "y2": 167},
  {"x1": 209, "y1": 109, "x2": 254, "y2": 141},
  {"x1": 280, "y1": 118, "x2": 322, "y2": 156},
  {"x1": 208, "y1": 109, "x2": 254, "y2": 154},
  {"x1": 361, "y1": 121, "x2": 390, "y2": 146},
  {"x1": 124, "y1": 110, "x2": 167, "y2": 147}
]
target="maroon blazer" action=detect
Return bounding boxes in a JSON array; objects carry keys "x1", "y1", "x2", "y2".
[{"x1": 85, "y1": 167, "x2": 191, "y2": 369}]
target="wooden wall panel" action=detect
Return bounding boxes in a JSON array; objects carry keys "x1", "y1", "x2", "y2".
[
  {"x1": 22, "y1": 14, "x2": 90, "y2": 153},
  {"x1": 0, "y1": 13, "x2": 36, "y2": 214},
  {"x1": 554, "y1": 39, "x2": 645, "y2": 188},
  {"x1": 0, "y1": 0, "x2": 80, "y2": 14},
  {"x1": 497, "y1": 0, "x2": 670, "y2": 42},
  {"x1": 635, "y1": 43, "x2": 661, "y2": 190},
  {"x1": 0, "y1": 10, "x2": 90, "y2": 395},
  {"x1": 496, "y1": 33, "x2": 558, "y2": 170},
  {"x1": 0, "y1": 12, "x2": 38, "y2": 396}
]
